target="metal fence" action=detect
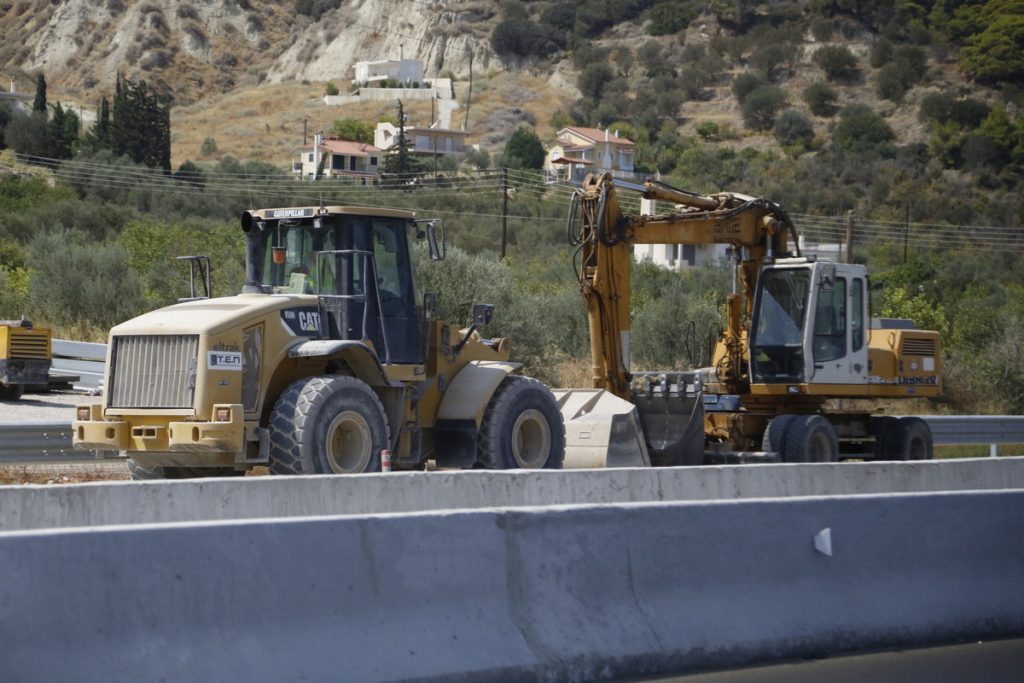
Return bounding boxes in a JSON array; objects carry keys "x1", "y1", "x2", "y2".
[{"x1": 3, "y1": 416, "x2": 1022, "y2": 467}]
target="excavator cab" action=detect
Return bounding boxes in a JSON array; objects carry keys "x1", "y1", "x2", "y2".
[{"x1": 749, "y1": 258, "x2": 869, "y2": 386}]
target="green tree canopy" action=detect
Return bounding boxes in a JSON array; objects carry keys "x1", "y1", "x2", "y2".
[{"x1": 503, "y1": 126, "x2": 546, "y2": 169}]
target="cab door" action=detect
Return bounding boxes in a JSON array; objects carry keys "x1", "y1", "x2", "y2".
[{"x1": 807, "y1": 264, "x2": 868, "y2": 385}]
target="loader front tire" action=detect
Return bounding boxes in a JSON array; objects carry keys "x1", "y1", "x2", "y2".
[
  {"x1": 268, "y1": 375, "x2": 389, "y2": 475},
  {"x1": 479, "y1": 376, "x2": 565, "y2": 470}
]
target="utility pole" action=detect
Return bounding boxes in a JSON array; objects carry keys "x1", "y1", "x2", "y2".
[
  {"x1": 464, "y1": 48, "x2": 473, "y2": 132},
  {"x1": 500, "y1": 167, "x2": 508, "y2": 259},
  {"x1": 903, "y1": 201, "x2": 910, "y2": 264},
  {"x1": 303, "y1": 118, "x2": 308, "y2": 146},
  {"x1": 844, "y1": 210, "x2": 855, "y2": 263}
]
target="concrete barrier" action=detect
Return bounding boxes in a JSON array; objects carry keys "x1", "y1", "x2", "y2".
[
  {"x1": 1, "y1": 490, "x2": 1022, "y2": 682},
  {"x1": 4, "y1": 457, "x2": 1024, "y2": 532}
]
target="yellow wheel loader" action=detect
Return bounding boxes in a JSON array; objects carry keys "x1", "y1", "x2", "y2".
[
  {"x1": 0, "y1": 319, "x2": 52, "y2": 401},
  {"x1": 560, "y1": 173, "x2": 941, "y2": 466},
  {"x1": 73, "y1": 205, "x2": 565, "y2": 479}
]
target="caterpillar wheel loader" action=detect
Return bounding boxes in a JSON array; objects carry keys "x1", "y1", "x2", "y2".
[
  {"x1": 0, "y1": 318, "x2": 52, "y2": 400},
  {"x1": 73, "y1": 205, "x2": 565, "y2": 478},
  {"x1": 561, "y1": 172, "x2": 940, "y2": 466}
]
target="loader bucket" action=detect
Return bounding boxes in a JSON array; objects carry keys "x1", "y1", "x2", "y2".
[
  {"x1": 630, "y1": 371, "x2": 706, "y2": 466},
  {"x1": 553, "y1": 389, "x2": 651, "y2": 468}
]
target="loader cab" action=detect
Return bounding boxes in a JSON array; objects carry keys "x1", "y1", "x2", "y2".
[
  {"x1": 242, "y1": 207, "x2": 426, "y2": 365},
  {"x1": 749, "y1": 259, "x2": 869, "y2": 386}
]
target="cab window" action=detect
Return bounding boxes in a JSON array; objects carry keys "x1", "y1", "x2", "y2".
[{"x1": 813, "y1": 277, "x2": 847, "y2": 362}]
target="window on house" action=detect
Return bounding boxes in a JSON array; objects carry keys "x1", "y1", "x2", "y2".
[
  {"x1": 370, "y1": 157, "x2": 378, "y2": 165},
  {"x1": 308, "y1": 153, "x2": 314, "y2": 162}
]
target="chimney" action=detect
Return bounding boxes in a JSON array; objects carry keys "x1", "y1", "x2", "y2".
[
  {"x1": 605, "y1": 128, "x2": 609, "y2": 142},
  {"x1": 614, "y1": 129, "x2": 619, "y2": 139},
  {"x1": 313, "y1": 131, "x2": 322, "y2": 179}
]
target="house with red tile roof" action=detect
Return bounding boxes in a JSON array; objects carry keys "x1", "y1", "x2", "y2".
[
  {"x1": 544, "y1": 127, "x2": 636, "y2": 182},
  {"x1": 293, "y1": 134, "x2": 383, "y2": 180}
]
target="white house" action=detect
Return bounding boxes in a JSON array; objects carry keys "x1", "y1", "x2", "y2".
[
  {"x1": 353, "y1": 59, "x2": 425, "y2": 86},
  {"x1": 374, "y1": 121, "x2": 467, "y2": 158},
  {"x1": 293, "y1": 133, "x2": 382, "y2": 181},
  {"x1": 545, "y1": 126, "x2": 636, "y2": 182}
]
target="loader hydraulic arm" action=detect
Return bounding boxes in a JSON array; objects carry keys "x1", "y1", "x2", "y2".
[{"x1": 569, "y1": 172, "x2": 798, "y2": 399}]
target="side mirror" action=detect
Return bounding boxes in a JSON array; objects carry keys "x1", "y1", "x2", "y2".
[
  {"x1": 472, "y1": 303, "x2": 494, "y2": 327},
  {"x1": 423, "y1": 291, "x2": 437, "y2": 321},
  {"x1": 426, "y1": 220, "x2": 446, "y2": 261}
]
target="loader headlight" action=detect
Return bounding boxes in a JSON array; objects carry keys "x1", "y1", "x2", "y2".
[
  {"x1": 76, "y1": 406, "x2": 90, "y2": 421},
  {"x1": 215, "y1": 407, "x2": 231, "y2": 422}
]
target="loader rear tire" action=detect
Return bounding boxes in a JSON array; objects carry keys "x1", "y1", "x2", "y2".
[
  {"x1": 0, "y1": 383, "x2": 24, "y2": 401},
  {"x1": 762, "y1": 414, "x2": 799, "y2": 456},
  {"x1": 782, "y1": 415, "x2": 838, "y2": 463},
  {"x1": 479, "y1": 376, "x2": 565, "y2": 470},
  {"x1": 268, "y1": 375, "x2": 389, "y2": 475},
  {"x1": 127, "y1": 460, "x2": 240, "y2": 480},
  {"x1": 882, "y1": 416, "x2": 933, "y2": 461}
]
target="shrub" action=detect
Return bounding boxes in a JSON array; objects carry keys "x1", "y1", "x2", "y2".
[
  {"x1": 810, "y1": 17, "x2": 834, "y2": 42},
  {"x1": 774, "y1": 108, "x2": 814, "y2": 147},
  {"x1": 578, "y1": 62, "x2": 615, "y2": 101},
  {"x1": 869, "y1": 37, "x2": 893, "y2": 68},
  {"x1": 324, "y1": 81, "x2": 339, "y2": 96},
  {"x1": 803, "y1": 82, "x2": 838, "y2": 117},
  {"x1": 834, "y1": 104, "x2": 894, "y2": 151},
  {"x1": 750, "y1": 43, "x2": 790, "y2": 82},
  {"x1": 491, "y1": 18, "x2": 560, "y2": 60},
  {"x1": 813, "y1": 45, "x2": 860, "y2": 82},
  {"x1": 876, "y1": 62, "x2": 909, "y2": 102},
  {"x1": 696, "y1": 121, "x2": 720, "y2": 140},
  {"x1": 647, "y1": 0, "x2": 698, "y2": 36},
  {"x1": 731, "y1": 72, "x2": 765, "y2": 105},
  {"x1": 200, "y1": 136, "x2": 218, "y2": 156},
  {"x1": 741, "y1": 86, "x2": 787, "y2": 130},
  {"x1": 27, "y1": 231, "x2": 146, "y2": 329}
]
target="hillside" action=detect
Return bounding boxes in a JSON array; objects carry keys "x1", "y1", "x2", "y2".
[{"x1": 1, "y1": 0, "x2": 1014, "y2": 170}]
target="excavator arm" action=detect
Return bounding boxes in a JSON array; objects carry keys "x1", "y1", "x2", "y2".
[{"x1": 569, "y1": 172, "x2": 798, "y2": 399}]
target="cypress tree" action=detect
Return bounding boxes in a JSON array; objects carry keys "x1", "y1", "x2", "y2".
[{"x1": 32, "y1": 74, "x2": 47, "y2": 113}]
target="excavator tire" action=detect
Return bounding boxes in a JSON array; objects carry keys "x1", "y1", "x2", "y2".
[
  {"x1": 0, "y1": 383, "x2": 24, "y2": 401},
  {"x1": 882, "y1": 416, "x2": 933, "y2": 461},
  {"x1": 268, "y1": 375, "x2": 388, "y2": 475},
  {"x1": 479, "y1": 376, "x2": 565, "y2": 470},
  {"x1": 762, "y1": 414, "x2": 799, "y2": 456},
  {"x1": 127, "y1": 460, "x2": 240, "y2": 480},
  {"x1": 782, "y1": 415, "x2": 838, "y2": 463},
  {"x1": 870, "y1": 416, "x2": 898, "y2": 459}
]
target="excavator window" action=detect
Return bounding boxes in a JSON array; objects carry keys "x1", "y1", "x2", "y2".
[
  {"x1": 813, "y1": 278, "x2": 847, "y2": 362},
  {"x1": 750, "y1": 268, "x2": 810, "y2": 382}
]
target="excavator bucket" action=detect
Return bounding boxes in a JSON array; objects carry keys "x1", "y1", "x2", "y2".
[
  {"x1": 629, "y1": 371, "x2": 706, "y2": 466},
  {"x1": 553, "y1": 389, "x2": 651, "y2": 468}
]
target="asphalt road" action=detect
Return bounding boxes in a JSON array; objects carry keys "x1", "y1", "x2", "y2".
[
  {"x1": 0, "y1": 390, "x2": 83, "y2": 424},
  {"x1": 635, "y1": 638, "x2": 1024, "y2": 683}
]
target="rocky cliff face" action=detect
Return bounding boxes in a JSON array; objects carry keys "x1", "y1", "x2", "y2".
[{"x1": 0, "y1": 0, "x2": 496, "y2": 102}]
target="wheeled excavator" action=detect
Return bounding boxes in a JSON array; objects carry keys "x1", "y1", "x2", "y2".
[{"x1": 564, "y1": 172, "x2": 941, "y2": 465}]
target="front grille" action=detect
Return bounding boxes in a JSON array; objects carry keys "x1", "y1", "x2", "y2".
[
  {"x1": 9, "y1": 330, "x2": 49, "y2": 359},
  {"x1": 901, "y1": 337, "x2": 936, "y2": 357},
  {"x1": 108, "y1": 335, "x2": 199, "y2": 408}
]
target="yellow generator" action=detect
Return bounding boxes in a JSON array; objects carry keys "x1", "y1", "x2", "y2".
[
  {"x1": 0, "y1": 319, "x2": 52, "y2": 401},
  {"x1": 73, "y1": 205, "x2": 565, "y2": 479}
]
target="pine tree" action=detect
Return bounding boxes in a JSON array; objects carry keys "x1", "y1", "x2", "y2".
[
  {"x1": 383, "y1": 100, "x2": 418, "y2": 180},
  {"x1": 94, "y1": 96, "x2": 111, "y2": 149}
]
